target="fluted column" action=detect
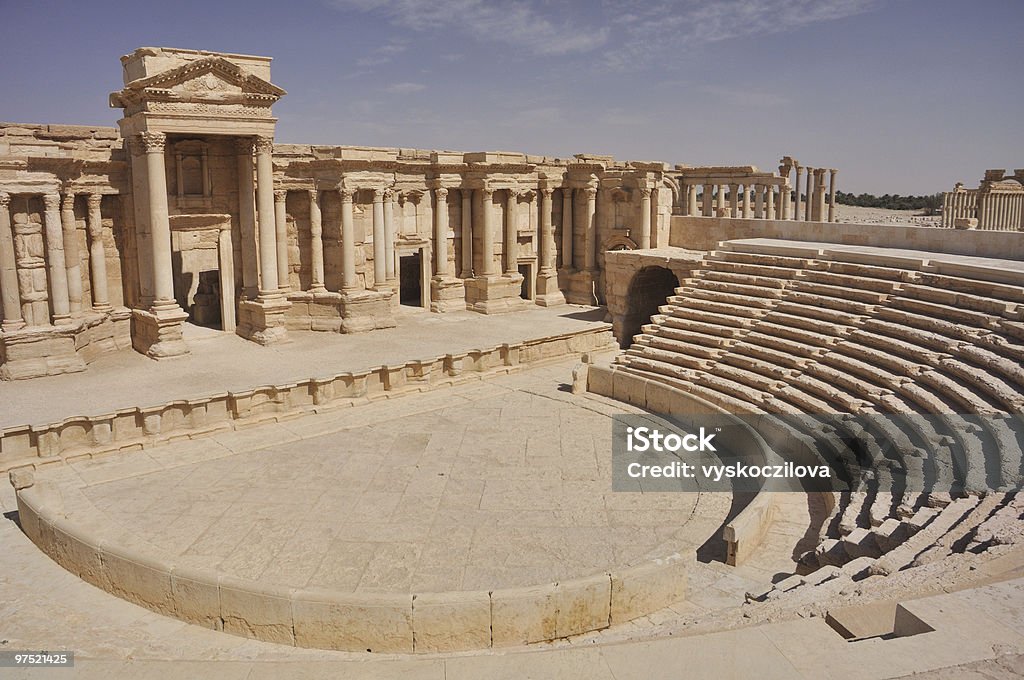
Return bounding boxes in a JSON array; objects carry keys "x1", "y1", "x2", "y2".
[
  {"x1": 584, "y1": 186, "x2": 597, "y2": 272},
  {"x1": 504, "y1": 189, "x2": 518, "y2": 274},
  {"x1": 793, "y1": 165, "x2": 803, "y2": 220},
  {"x1": 815, "y1": 169, "x2": 827, "y2": 221},
  {"x1": 828, "y1": 169, "x2": 838, "y2": 222},
  {"x1": 60, "y1": 193, "x2": 83, "y2": 313},
  {"x1": 274, "y1": 189, "x2": 289, "y2": 291},
  {"x1": 340, "y1": 189, "x2": 357, "y2": 290},
  {"x1": 254, "y1": 136, "x2": 278, "y2": 296},
  {"x1": 434, "y1": 187, "x2": 450, "y2": 275},
  {"x1": 372, "y1": 189, "x2": 386, "y2": 287},
  {"x1": 461, "y1": 189, "x2": 473, "y2": 277},
  {"x1": 639, "y1": 187, "x2": 652, "y2": 249},
  {"x1": 384, "y1": 189, "x2": 396, "y2": 284},
  {"x1": 480, "y1": 187, "x2": 496, "y2": 276},
  {"x1": 307, "y1": 189, "x2": 326, "y2": 292},
  {"x1": 0, "y1": 192, "x2": 24, "y2": 329},
  {"x1": 86, "y1": 194, "x2": 110, "y2": 310},
  {"x1": 560, "y1": 187, "x2": 574, "y2": 270},
  {"x1": 235, "y1": 139, "x2": 259, "y2": 297},
  {"x1": 687, "y1": 184, "x2": 698, "y2": 216},
  {"x1": 805, "y1": 167, "x2": 815, "y2": 222},
  {"x1": 43, "y1": 193, "x2": 71, "y2": 323}
]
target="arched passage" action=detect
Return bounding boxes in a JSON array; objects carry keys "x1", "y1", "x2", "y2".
[{"x1": 620, "y1": 266, "x2": 680, "y2": 348}]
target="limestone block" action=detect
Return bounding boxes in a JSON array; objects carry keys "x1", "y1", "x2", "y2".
[
  {"x1": 587, "y1": 365, "x2": 614, "y2": 397},
  {"x1": 292, "y1": 590, "x2": 413, "y2": 653},
  {"x1": 644, "y1": 379, "x2": 677, "y2": 416},
  {"x1": 553, "y1": 574, "x2": 611, "y2": 638},
  {"x1": 611, "y1": 369, "x2": 645, "y2": 407},
  {"x1": 49, "y1": 515, "x2": 105, "y2": 589},
  {"x1": 610, "y1": 554, "x2": 688, "y2": 624},
  {"x1": 99, "y1": 543, "x2": 174, "y2": 615},
  {"x1": 170, "y1": 565, "x2": 222, "y2": 629},
  {"x1": 412, "y1": 591, "x2": 491, "y2": 652},
  {"x1": 490, "y1": 584, "x2": 558, "y2": 647},
  {"x1": 8, "y1": 466, "x2": 35, "y2": 490},
  {"x1": 220, "y1": 576, "x2": 295, "y2": 645}
]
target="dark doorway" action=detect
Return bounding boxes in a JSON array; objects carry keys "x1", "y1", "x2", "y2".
[
  {"x1": 620, "y1": 266, "x2": 679, "y2": 348},
  {"x1": 518, "y1": 263, "x2": 532, "y2": 300},
  {"x1": 191, "y1": 269, "x2": 222, "y2": 329},
  {"x1": 400, "y1": 253, "x2": 423, "y2": 306}
]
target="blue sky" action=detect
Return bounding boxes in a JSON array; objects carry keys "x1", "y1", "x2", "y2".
[{"x1": 1, "y1": 0, "x2": 1022, "y2": 194}]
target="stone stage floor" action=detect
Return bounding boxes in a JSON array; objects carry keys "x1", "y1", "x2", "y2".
[{"x1": 50, "y1": 361, "x2": 729, "y2": 595}]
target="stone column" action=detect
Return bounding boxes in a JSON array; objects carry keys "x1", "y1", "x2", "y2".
[
  {"x1": 504, "y1": 189, "x2": 518, "y2": 274},
  {"x1": 679, "y1": 181, "x2": 689, "y2": 216},
  {"x1": 60, "y1": 193, "x2": 83, "y2": 314},
  {"x1": 780, "y1": 181, "x2": 792, "y2": 220},
  {"x1": 218, "y1": 223, "x2": 236, "y2": 332},
  {"x1": 805, "y1": 167, "x2": 815, "y2": 222},
  {"x1": 0, "y1": 193, "x2": 24, "y2": 330},
  {"x1": 560, "y1": 187, "x2": 574, "y2": 270},
  {"x1": 340, "y1": 189, "x2": 357, "y2": 290},
  {"x1": 478, "y1": 187, "x2": 497, "y2": 276},
  {"x1": 254, "y1": 137, "x2": 279, "y2": 296},
  {"x1": 434, "y1": 187, "x2": 450, "y2": 275},
  {"x1": 235, "y1": 139, "x2": 259, "y2": 298},
  {"x1": 815, "y1": 169, "x2": 827, "y2": 222},
  {"x1": 726, "y1": 183, "x2": 738, "y2": 218},
  {"x1": 793, "y1": 165, "x2": 803, "y2": 220},
  {"x1": 307, "y1": 189, "x2": 326, "y2": 292},
  {"x1": 828, "y1": 169, "x2": 838, "y2": 222},
  {"x1": 687, "y1": 184, "x2": 698, "y2": 217},
  {"x1": 384, "y1": 189, "x2": 397, "y2": 284},
  {"x1": 584, "y1": 187, "x2": 597, "y2": 272},
  {"x1": 536, "y1": 186, "x2": 565, "y2": 307},
  {"x1": 742, "y1": 185, "x2": 753, "y2": 218},
  {"x1": 86, "y1": 194, "x2": 110, "y2": 310},
  {"x1": 765, "y1": 185, "x2": 775, "y2": 220},
  {"x1": 274, "y1": 189, "x2": 289, "y2": 291},
  {"x1": 461, "y1": 189, "x2": 473, "y2": 277},
  {"x1": 639, "y1": 187, "x2": 652, "y2": 249},
  {"x1": 754, "y1": 184, "x2": 764, "y2": 218},
  {"x1": 702, "y1": 184, "x2": 713, "y2": 216},
  {"x1": 43, "y1": 193, "x2": 72, "y2": 324},
  {"x1": 372, "y1": 189, "x2": 387, "y2": 288}
]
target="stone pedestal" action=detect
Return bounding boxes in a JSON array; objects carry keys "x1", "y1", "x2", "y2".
[
  {"x1": 535, "y1": 270, "x2": 565, "y2": 307},
  {"x1": 563, "y1": 270, "x2": 599, "y2": 306},
  {"x1": 465, "y1": 274, "x2": 530, "y2": 314},
  {"x1": 430, "y1": 276, "x2": 467, "y2": 313},
  {"x1": 0, "y1": 309, "x2": 131, "y2": 380},
  {"x1": 340, "y1": 289, "x2": 395, "y2": 333},
  {"x1": 131, "y1": 303, "x2": 190, "y2": 358},
  {"x1": 236, "y1": 295, "x2": 290, "y2": 346}
]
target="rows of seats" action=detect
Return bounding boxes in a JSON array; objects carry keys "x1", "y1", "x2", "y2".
[{"x1": 615, "y1": 242, "x2": 1024, "y2": 601}]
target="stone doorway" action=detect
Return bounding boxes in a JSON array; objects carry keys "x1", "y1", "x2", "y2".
[
  {"x1": 518, "y1": 262, "x2": 535, "y2": 300},
  {"x1": 399, "y1": 252, "x2": 423, "y2": 307},
  {"x1": 621, "y1": 266, "x2": 679, "y2": 348},
  {"x1": 169, "y1": 214, "x2": 236, "y2": 332}
]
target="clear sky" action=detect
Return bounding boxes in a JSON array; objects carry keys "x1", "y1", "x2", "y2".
[{"x1": 2, "y1": 0, "x2": 1022, "y2": 195}]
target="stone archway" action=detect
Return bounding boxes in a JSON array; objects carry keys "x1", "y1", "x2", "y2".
[{"x1": 620, "y1": 266, "x2": 679, "y2": 348}]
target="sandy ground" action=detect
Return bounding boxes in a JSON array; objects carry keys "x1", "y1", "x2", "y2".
[{"x1": 832, "y1": 204, "x2": 942, "y2": 228}]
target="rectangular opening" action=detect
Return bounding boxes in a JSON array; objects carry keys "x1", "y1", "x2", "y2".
[
  {"x1": 825, "y1": 602, "x2": 934, "y2": 642},
  {"x1": 518, "y1": 263, "x2": 533, "y2": 300},
  {"x1": 399, "y1": 253, "x2": 423, "y2": 307}
]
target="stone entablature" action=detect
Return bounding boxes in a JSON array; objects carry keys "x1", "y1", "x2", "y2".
[{"x1": 942, "y1": 169, "x2": 1024, "y2": 231}]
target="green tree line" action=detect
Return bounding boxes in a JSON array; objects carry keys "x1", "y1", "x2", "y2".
[{"x1": 834, "y1": 191, "x2": 943, "y2": 213}]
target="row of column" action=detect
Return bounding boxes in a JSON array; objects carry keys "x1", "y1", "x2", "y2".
[
  {"x1": 941, "y1": 190, "x2": 978, "y2": 228},
  {"x1": 977, "y1": 192, "x2": 1024, "y2": 231},
  {"x1": 0, "y1": 190, "x2": 111, "y2": 331},
  {"x1": 678, "y1": 168, "x2": 837, "y2": 222}
]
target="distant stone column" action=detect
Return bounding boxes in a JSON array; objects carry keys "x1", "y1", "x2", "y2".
[
  {"x1": 539, "y1": 187, "x2": 556, "y2": 274},
  {"x1": 218, "y1": 223, "x2": 236, "y2": 332},
  {"x1": 274, "y1": 189, "x2": 289, "y2": 291},
  {"x1": 372, "y1": 189, "x2": 386, "y2": 287},
  {"x1": 639, "y1": 187, "x2": 652, "y2": 249},
  {"x1": 43, "y1": 192, "x2": 71, "y2": 324},
  {"x1": 307, "y1": 189, "x2": 326, "y2": 292},
  {"x1": 702, "y1": 184, "x2": 713, "y2": 216},
  {"x1": 728, "y1": 183, "x2": 739, "y2": 218},
  {"x1": 0, "y1": 192, "x2": 24, "y2": 329},
  {"x1": 461, "y1": 188, "x2": 473, "y2": 277},
  {"x1": 754, "y1": 184, "x2": 764, "y2": 218},
  {"x1": 780, "y1": 181, "x2": 792, "y2": 220},
  {"x1": 742, "y1": 185, "x2": 753, "y2": 218},
  {"x1": 481, "y1": 187, "x2": 497, "y2": 275},
  {"x1": 716, "y1": 185, "x2": 727, "y2": 215},
  {"x1": 561, "y1": 187, "x2": 574, "y2": 270},
  {"x1": 765, "y1": 185, "x2": 775, "y2": 220},
  {"x1": 687, "y1": 184, "x2": 698, "y2": 216},
  {"x1": 815, "y1": 169, "x2": 827, "y2": 221},
  {"x1": 828, "y1": 169, "x2": 838, "y2": 222},
  {"x1": 434, "y1": 187, "x2": 450, "y2": 275},
  {"x1": 340, "y1": 188, "x2": 357, "y2": 290},
  {"x1": 679, "y1": 181, "x2": 689, "y2": 216},
  {"x1": 384, "y1": 189, "x2": 397, "y2": 284},
  {"x1": 793, "y1": 165, "x2": 803, "y2": 220},
  {"x1": 805, "y1": 167, "x2": 815, "y2": 222},
  {"x1": 235, "y1": 138, "x2": 259, "y2": 298},
  {"x1": 504, "y1": 189, "x2": 518, "y2": 274},
  {"x1": 86, "y1": 194, "x2": 110, "y2": 310},
  {"x1": 584, "y1": 186, "x2": 597, "y2": 272},
  {"x1": 254, "y1": 136, "x2": 279, "y2": 296},
  {"x1": 60, "y1": 193, "x2": 83, "y2": 313}
]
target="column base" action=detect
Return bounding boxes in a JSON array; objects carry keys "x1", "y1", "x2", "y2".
[
  {"x1": 534, "y1": 269, "x2": 565, "y2": 307},
  {"x1": 562, "y1": 269, "x2": 600, "y2": 306},
  {"x1": 237, "y1": 295, "x2": 291, "y2": 346},
  {"x1": 430, "y1": 276, "x2": 467, "y2": 313},
  {"x1": 341, "y1": 288, "x2": 396, "y2": 333},
  {"x1": 131, "y1": 303, "x2": 190, "y2": 359},
  {"x1": 465, "y1": 274, "x2": 531, "y2": 314}
]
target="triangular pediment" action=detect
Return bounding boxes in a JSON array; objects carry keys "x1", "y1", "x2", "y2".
[{"x1": 125, "y1": 57, "x2": 285, "y2": 98}]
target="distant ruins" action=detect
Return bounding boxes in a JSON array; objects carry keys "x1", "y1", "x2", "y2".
[{"x1": 942, "y1": 169, "x2": 1024, "y2": 230}]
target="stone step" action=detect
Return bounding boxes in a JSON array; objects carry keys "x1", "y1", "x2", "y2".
[
  {"x1": 788, "y1": 279, "x2": 890, "y2": 305},
  {"x1": 897, "y1": 283, "x2": 1016, "y2": 317},
  {"x1": 869, "y1": 496, "x2": 980, "y2": 576},
  {"x1": 796, "y1": 269, "x2": 902, "y2": 294},
  {"x1": 889, "y1": 296, "x2": 1001, "y2": 329}
]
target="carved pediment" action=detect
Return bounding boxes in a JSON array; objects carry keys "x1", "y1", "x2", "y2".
[{"x1": 111, "y1": 56, "x2": 285, "y2": 110}]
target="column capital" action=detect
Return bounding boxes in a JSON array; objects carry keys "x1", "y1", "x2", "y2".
[
  {"x1": 87, "y1": 193, "x2": 103, "y2": 210},
  {"x1": 435, "y1": 186, "x2": 449, "y2": 200},
  {"x1": 0, "y1": 192, "x2": 9, "y2": 208},
  {"x1": 829, "y1": 168, "x2": 838, "y2": 176},
  {"x1": 562, "y1": 186, "x2": 574, "y2": 196},
  {"x1": 307, "y1": 187, "x2": 318, "y2": 199},
  {"x1": 383, "y1": 187, "x2": 395, "y2": 201},
  {"x1": 254, "y1": 136, "x2": 274, "y2": 154},
  {"x1": 43, "y1": 192, "x2": 60, "y2": 211},
  {"x1": 61, "y1": 192, "x2": 76, "y2": 211},
  {"x1": 372, "y1": 188, "x2": 384, "y2": 203},
  {"x1": 274, "y1": 189, "x2": 287, "y2": 203},
  {"x1": 339, "y1": 187, "x2": 354, "y2": 203},
  {"x1": 138, "y1": 131, "x2": 167, "y2": 153},
  {"x1": 235, "y1": 137, "x2": 255, "y2": 155},
  {"x1": 481, "y1": 186, "x2": 494, "y2": 199},
  {"x1": 584, "y1": 187, "x2": 598, "y2": 199},
  {"x1": 639, "y1": 187, "x2": 652, "y2": 198},
  {"x1": 540, "y1": 187, "x2": 553, "y2": 198}
]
